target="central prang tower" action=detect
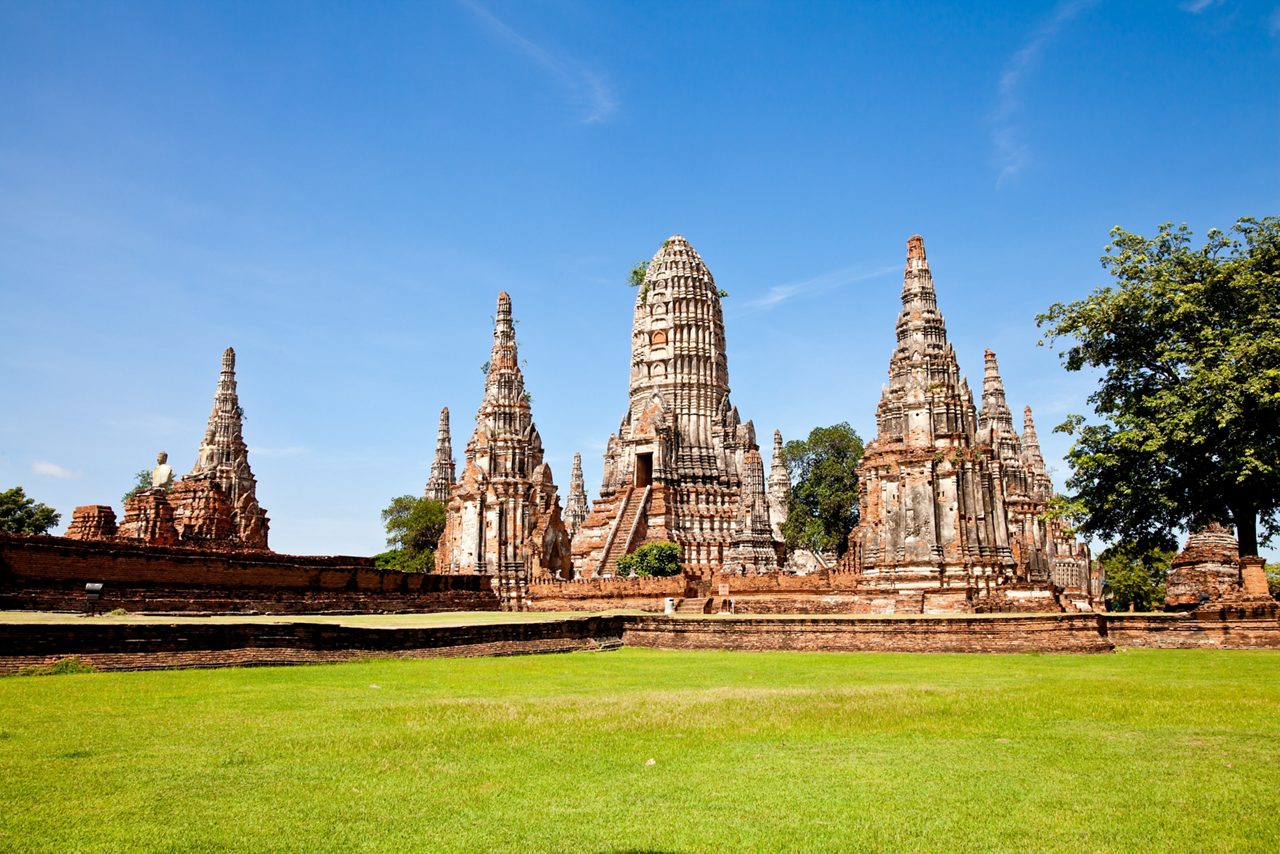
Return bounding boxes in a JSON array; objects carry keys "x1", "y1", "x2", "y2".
[{"x1": 573, "y1": 235, "x2": 776, "y2": 577}]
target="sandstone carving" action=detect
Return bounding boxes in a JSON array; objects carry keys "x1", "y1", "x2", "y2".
[
  {"x1": 150, "y1": 451, "x2": 174, "y2": 490},
  {"x1": 436, "y1": 293, "x2": 572, "y2": 609},
  {"x1": 573, "y1": 235, "x2": 779, "y2": 577}
]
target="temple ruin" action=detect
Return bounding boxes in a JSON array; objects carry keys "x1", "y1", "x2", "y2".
[
  {"x1": 67, "y1": 347, "x2": 270, "y2": 551},
  {"x1": 571, "y1": 235, "x2": 780, "y2": 577},
  {"x1": 840, "y1": 236, "x2": 1094, "y2": 612},
  {"x1": 436, "y1": 293, "x2": 572, "y2": 607}
]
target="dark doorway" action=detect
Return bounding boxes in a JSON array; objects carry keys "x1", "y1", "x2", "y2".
[{"x1": 635, "y1": 452, "x2": 653, "y2": 487}]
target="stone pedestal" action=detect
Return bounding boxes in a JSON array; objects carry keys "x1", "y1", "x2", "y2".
[
  {"x1": 64, "y1": 505, "x2": 118, "y2": 541},
  {"x1": 118, "y1": 490, "x2": 178, "y2": 546}
]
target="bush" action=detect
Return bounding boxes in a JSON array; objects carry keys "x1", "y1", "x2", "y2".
[
  {"x1": 14, "y1": 657, "x2": 97, "y2": 677},
  {"x1": 373, "y1": 549, "x2": 434, "y2": 573},
  {"x1": 105, "y1": 608, "x2": 128, "y2": 617},
  {"x1": 616, "y1": 542, "x2": 681, "y2": 578}
]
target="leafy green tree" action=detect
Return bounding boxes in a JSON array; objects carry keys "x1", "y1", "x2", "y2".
[
  {"x1": 373, "y1": 548, "x2": 435, "y2": 573},
  {"x1": 1099, "y1": 542, "x2": 1175, "y2": 612},
  {"x1": 379, "y1": 495, "x2": 446, "y2": 572},
  {"x1": 1038, "y1": 217, "x2": 1280, "y2": 556},
  {"x1": 122, "y1": 469, "x2": 152, "y2": 505},
  {"x1": 1266, "y1": 563, "x2": 1280, "y2": 601},
  {"x1": 0, "y1": 487, "x2": 61, "y2": 535},
  {"x1": 780, "y1": 423, "x2": 864, "y2": 556},
  {"x1": 616, "y1": 541, "x2": 682, "y2": 578}
]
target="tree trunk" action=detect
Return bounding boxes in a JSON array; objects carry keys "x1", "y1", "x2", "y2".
[{"x1": 1231, "y1": 502, "x2": 1258, "y2": 556}]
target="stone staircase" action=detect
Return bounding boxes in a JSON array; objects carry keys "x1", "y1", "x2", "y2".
[
  {"x1": 602, "y1": 487, "x2": 648, "y2": 576},
  {"x1": 675, "y1": 597, "x2": 712, "y2": 615}
]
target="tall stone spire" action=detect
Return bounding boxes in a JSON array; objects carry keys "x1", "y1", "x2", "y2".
[
  {"x1": 978, "y1": 349, "x2": 1021, "y2": 465},
  {"x1": 437, "y1": 293, "x2": 572, "y2": 605},
  {"x1": 573, "y1": 234, "x2": 765, "y2": 577},
  {"x1": 565, "y1": 452, "x2": 589, "y2": 538},
  {"x1": 186, "y1": 347, "x2": 269, "y2": 549},
  {"x1": 845, "y1": 235, "x2": 1012, "y2": 600},
  {"x1": 425, "y1": 406, "x2": 456, "y2": 502},
  {"x1": 727, "y1": 448, "x2": 779, "y2": 574},
  {"x1": 876, "y1": 235, "x2": 977, "y2": 450},
  {"x1": 1020, "y1": 405, "x2": 1053, "y2": 500},
  {"x1": 767, "y1": 429, "x2": 790, "y2": 542}
]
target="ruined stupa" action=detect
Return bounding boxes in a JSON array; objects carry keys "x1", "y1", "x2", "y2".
[
  {"x1": 179, "y1": 347, "x2": 270, "y2": 549},
  {"x1": 425, "y1": 407, "x2": 456, "y2": 503},
  {"x1": 843, "y1": 236, "x2": 1025, "y2": 610},
  {"x1": 767, "y1": 430, "x2": 790, "y2": 543},
  {"x1": 436, "y1": 293, "x2": 572, "y2": 607},
  {"x1": 565, "y1": 452, "x2": 589, "y2": 539},
  {"x1": 572, "y1": 235, "x2": 778, "y2": 577},
  {"x1": 726, "y1": 448, "x2": 781, "y2": 574},
  {"x1": 1165, "y1": 524, "x2": 1243, "y2": 609}
]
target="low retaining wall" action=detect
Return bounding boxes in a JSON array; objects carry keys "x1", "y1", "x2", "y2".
[
  {"x1": 527, "y1": 576, "x2": 683, "y2": 612},
  {"x1": 2, "y1": 608, "x2": 1276, "y2": 673},
  {"x1": 0, "y1": 616, "x2": 624, "y2": 673},
  {"x1": 622, "y1": 613, "x2": 1114, "y2": 654},
  {"x1": 0, "y1": 534, "x2": 499, "y2": 614},
  {"x1": 1103, "y1": 605, "x2": 1280, "y2": 649}
]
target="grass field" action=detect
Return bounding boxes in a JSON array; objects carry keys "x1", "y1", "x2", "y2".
[{"x1": 1, "y1": 649, "x2": 1277, "y2": 852}]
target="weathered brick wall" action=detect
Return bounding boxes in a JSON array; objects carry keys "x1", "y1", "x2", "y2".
[
  {"x1": 1103, "y1": 605, "x2": 1280, "y2": 649},
  {"x1": 0, "y1": 534, "x2": 499, "y2": 614},
  {"x1": 526, "y1": 576, "x2": 684, "y2": 612},
  {"x1": 623, "y1": 614, "x2": 1115, "y2": 654},
  {"x1": 3, "y1": 608, "x2": 1278, "y2": 672},
  {"x1": 0, "y1": 615, "x2": 624, "y2": 673}
]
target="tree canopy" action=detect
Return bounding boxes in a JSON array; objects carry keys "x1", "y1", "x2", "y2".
[
  {"x1": 378, "y1": 495, "x2": 446, "y2": 572},
  {"x1": 1038, "y1": 217, "x2": 1280, "y2": 556},
  {"x1": 779, "y1": 423, "x2": 864, "y2": 556},
  {"x1": 1099, "y1": 542, "x2": 1175, "y2": 613},
  {"x1": 616, "y1": 541, "x2": 681, "y2": 578},
  {"x1": 0, "y1": 487, "x2": 61, "y2": 536}
]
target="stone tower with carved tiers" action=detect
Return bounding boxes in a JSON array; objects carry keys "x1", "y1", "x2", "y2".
[
  {"x1": 565, "y1": 452, "x2": 589, "y2": 539},
  {"x1": 425, "y1": 407, "x2": 456, "y2": 503},
  {"x1": 842, "y1": 236, "x2": 1016, "y2": 609},
  {"x1": 182, "y1": 347, "x2": 270, "y2": 549},
  {"x1": 437, "y1": 293, "x2": 571, "y2": 609},
  {"x1": 572, "y1": 235, "x2": 775, "y2": 578}
]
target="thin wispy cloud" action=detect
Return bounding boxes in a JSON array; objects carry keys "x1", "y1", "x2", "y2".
[
  {"x1": 1269, "y1": 7, "x2": 1280, "y2": 39},
  {"x1": 32, "y1": 460, "x2": 78, "y2": 479},
  {"x1": 1180, "y1": 0, "x2": 1223, "y2": 12},
  {"x1": 992, "y1": 1, "x2": 1098, "y2": 188},
  {"x1": 741, "y1": 263, "x2": 899, "y2": 314},
  {"x1": 459, "y1": 0, "x2": 617, "y2": 124}
]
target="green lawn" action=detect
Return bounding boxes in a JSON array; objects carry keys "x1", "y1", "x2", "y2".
[{"x1": 1, "y1": 649, "x2": 1277, "y2": 852}]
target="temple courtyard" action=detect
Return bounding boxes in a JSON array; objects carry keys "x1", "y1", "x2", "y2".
[{"x1": 2, "y1": 648, "x2": 1276, "y2": 852}]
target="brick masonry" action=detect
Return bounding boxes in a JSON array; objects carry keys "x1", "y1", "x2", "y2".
[
  {"x1": 0, "y1": 534, "x2": 498, "y2": 614},
  {"x1": 2, "y1": 607, "x2": 1277, "y2": 673}
]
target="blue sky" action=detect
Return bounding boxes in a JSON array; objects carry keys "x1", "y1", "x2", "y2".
[{"x1": 2, "y1": 1, "x2": 1278, "y2": 557}]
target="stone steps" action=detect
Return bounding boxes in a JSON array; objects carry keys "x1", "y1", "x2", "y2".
[
  {"x1": 602, "y1": 489, "x2": 645, "y2": 575},
  {"x1": 675, "y1": 597, "x2": 712, "y2": 614}
]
